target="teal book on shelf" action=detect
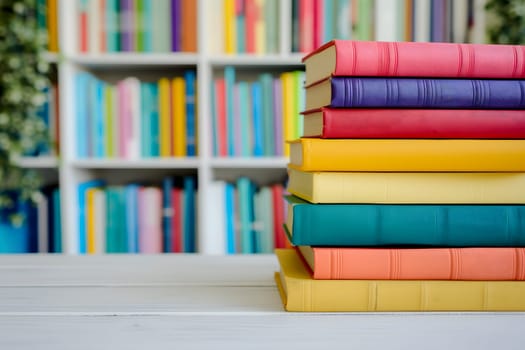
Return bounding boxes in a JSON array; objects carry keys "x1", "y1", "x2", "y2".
[{"x1": 284, "y1": 195, "x2": 525, "y2": 247}]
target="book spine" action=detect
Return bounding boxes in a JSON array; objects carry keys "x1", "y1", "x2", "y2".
[
  {"x1": 290, "y1": 203, "x2": 525, "y2": 247},
  {"x1": 313, "y1": 108, "x2": 525, "y2": 139},
  {"x1": 310, "y1": 247, "x2": 525, "y2": 280},
  {"x1": 329, "y1": 78, "x2": 525, "y2": 109},
  {"x1": 331, "y1": 40, "x2": 525, "y2": 78}
]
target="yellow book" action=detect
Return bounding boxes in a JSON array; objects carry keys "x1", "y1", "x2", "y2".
[
  {"x1": 47, "y1": 0, "x2": 59, "y2": 52},
  {"x1": 224, "y1": 0, "x2": 236, "y2": 53},
  {"x1": 158, "y1": 78, "x2": 171, "y2": 157},
  {"x1": 86, "y1": 188, "x2": 98, "y2": 255},
  {"x1": 171, "y1": 77, "x2": 186, "y2": 157},
  {"x1": 288, "y1": 138, "x2": 525, "y2": 172},
  {"x1": 287, "y1": 168, "x2": 525, "y2": 204},
  {"x1": 275, "y1": 249, "x2": 525, "y2": 312},
  {"x1": 281, "y1": 72, "x2": 295, "y2": 156}
]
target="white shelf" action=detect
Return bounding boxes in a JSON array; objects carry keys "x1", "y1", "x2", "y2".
[
  {"x1": 71, "y1": 158, "x2": 200, "y2": 169},
  {"x1": 210, "y1": 157, "x2": 288, "y2": 168},
  {"x1": 208, "y1": 54, "x2": 303, "y2": 67},
  {"x1": 69, "y1": 53, "x2": 199, "y2": 67},
  {"x1": 53, "y1": 0, "x2": 299, "y2": 255}
]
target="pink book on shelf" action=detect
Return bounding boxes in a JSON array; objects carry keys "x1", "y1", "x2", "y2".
[
  {"x1": 214, "y1": 79, "x2": 228, "y2": 157},
  {"x1": 299, "y1": 0, "x2": 314, "y2": 53},
  {"x1": 138, "y1": 187, "x2": 163, "y2": 253},
  {"x1": 313, "y1": 0, "x2": 323, "y2": 50}
]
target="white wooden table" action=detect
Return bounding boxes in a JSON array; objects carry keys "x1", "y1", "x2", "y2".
[{"x1": 0, "y1": 254, "x2": 524, "y2": 350}]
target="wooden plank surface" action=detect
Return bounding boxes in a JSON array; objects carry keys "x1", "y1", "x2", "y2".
[{"x1": 0, "y1": 254, "x2": 523, "y2": 350}]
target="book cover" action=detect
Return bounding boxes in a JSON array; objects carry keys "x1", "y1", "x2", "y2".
[
  {"x1": 297, "y1": 245, "x2": 525, "y2": 280},
  {"x1": 274, "y1": 249, "x2": 525, "y2": 312},
  {"x1": 305, "y1": 77, "x2": 525, "y2": 110},
  {"x1": 171, "y1": 76, "x2": 186, "y2": 157},
  {"x1": 287, "y1": 168, "x2": 525, "y2": 204},
  {"x1": 302, "y1": 40, "x2": 525, "y2": 86},
  {"x1": 288, "y1": 138, "x2": 525, "y2": 172},
  {"x1": 284, "y1": 194, "x2": 525, "y2": 246},
  {"x1": 301, "y1": 108, "x2": 525, "y2": 139},
  {"x1": 185, "y1": 70, "x2": 196, "y2": 156}
]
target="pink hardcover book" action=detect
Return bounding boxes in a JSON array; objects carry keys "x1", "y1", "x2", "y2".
[
  {"x1": 302, "y1": 40, "x2": 525, "y2": 86},
  {"x1": 138, "y1": 187, "x2": 163, "y2": 253}
]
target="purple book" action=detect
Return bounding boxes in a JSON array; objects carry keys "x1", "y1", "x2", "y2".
[
  {"x1": 120, "y1": 0, "x2": 133, "y2": 51},
  {"x1": 431, "y1": 0, "x2": 446, "y2": 42},
  {"x1": 312, "y1": 77, "x2": 525, "y2": 109},
  {"x1": 171, "y1": 0, "x2": 180, "y2": 51}
]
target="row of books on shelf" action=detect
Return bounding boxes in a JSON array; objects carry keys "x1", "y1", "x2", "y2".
[
  {"x1": 75, "y1": 70, "x2": 196, "y2": 159},
  {"x1": 37, "y1": 0, "x2": 59, "y2": 52},
  {"x1": 212, "y1": 67, "x2": 304, "y2": 157},
  {"x1": 0, "y1": 188, "x2": 61, "y2": 254},
  {"x1": 77, "y1": 0, "x2": 196, "y2": 53},
  {"x1": 275, "y1": 39, "x2": 525, "y2": 312},
  {"x1": 210, "y1": 179, "x2": 288, "y2": 254},
  {"x1": 77, "y1": 176, "x2": 197, "y2": 254},
  {"x1": 209, "y1": 0, "x2": 280, "y2": 54}
]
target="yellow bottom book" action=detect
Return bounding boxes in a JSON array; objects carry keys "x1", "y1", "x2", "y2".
[{"x1": 274, "y1": 249, "x2": 525, "y2": 312}]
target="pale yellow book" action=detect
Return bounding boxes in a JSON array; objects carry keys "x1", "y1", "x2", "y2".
[
  {"x1": 254, "y1": 0, "x2": 266, "y2": 54},
  {"x1": 288, "y1": 138, "x2": 525, "y2": 172},
  {"x1": 287, "y1": 168, "x2": 525, "y2": 204},
  {"x1": 171, "y1": 77, "x2": 186, "y2": 157},
  {"x1": 158, "y1": 78, "x2": 171, "y2": 157},
  {"x1": 275, "y1": 249, "x2": 525, "y2": 312}
]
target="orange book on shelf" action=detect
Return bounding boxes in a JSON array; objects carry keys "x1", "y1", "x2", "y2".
[
  {"x1": 181, "y1": 0, "x2": 197, "y2": 52},
  {"x1": 297, "y1": 246, "x2": 525, "y2": 280}
]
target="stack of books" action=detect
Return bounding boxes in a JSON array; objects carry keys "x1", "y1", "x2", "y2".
[{"x1": 275, "y1": 40, "x2": 525, "y2": 312}]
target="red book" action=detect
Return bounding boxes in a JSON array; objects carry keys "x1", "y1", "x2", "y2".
[
  {"x1": 78, "y1": 3, "x2": 88, "y2": 52},
  {"x1": 302, "y1": 107, "x2": 525, "y2": 139},
  {"x1": 302, "y1": 40, "x2": 525, "y2": 86},
  {"x1": 271, "y1": 184, "x2": 286, "y2": 249},
  {"x1": 298, "y1": 246, "x2": 525, "y2": 280},
  {"x1": 171, "y1": 187, "x2": 183, "y2": 253}
]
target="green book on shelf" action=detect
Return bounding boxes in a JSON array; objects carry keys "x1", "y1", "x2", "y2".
[{"x1": 284, "y1": 195, "x2": 525, "y2": 247}]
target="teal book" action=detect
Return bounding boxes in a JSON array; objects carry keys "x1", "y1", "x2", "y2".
[
  {"x1": 238, "y1": 81, "x2": 252, "y2": 156},
  {"x1": 237, "y1": 177, "x2": 255, "y2": 253},
  {"x1": 105, "y1": 0, "x2": 120, "y2": 52},
  {"x1": 284, "y1": 195, "x2": 525, "y2": 247},
  {"x1": 259, "y1": 73, "x2": 274, "y2": 156}
]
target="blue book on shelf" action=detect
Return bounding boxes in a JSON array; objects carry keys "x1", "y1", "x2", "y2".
[
  {"x1": 125, "y1": 184, "x2": 140, "y2": 253},
  {"x1": 237, "y1": 177, "x2": 255, "y2": 253},
  {"x1": 52, "y1": 188, "x2": 62, "y2": 253},
  {"x1": 238, "y1": 81, "x2": 252, "y2": 156},
  {"x1": 142, "y1": 0, "x2": 153, "y2": 52},
  {"x1": 105, "y1": 0, "x2": 120, "y2": 52},
  {"x1": 149, "y1": 83, "x2": 160, "y2": 157},
  {"x1": 251, "y1": 82, "x2": 264, "y2": 156},
  {"x1": 184, "y1": 70, "x2": 197, "y2": 156},
  {"x1": 225, "y1": 182, "x2": 236, "y2": 254},
  {"x1": 183, "y1": 176, "x2": 196, "y2": 252},
  {"x1": 140, "y1": 82, "x2": 153, "y2": 157},
  {"x1": 78, "y1": 179, "x2": 105, "y2": 254},
  {"x1": 75, "y1": 73, "x2": 90, "y2": 158},
  {"x1": 259, "y1": 73, "x2": 275, "y2": 156},
  {"x1": 162, "y1": 177, "x2": 174, "y2": 252},
  {"x1": 94, "y1": 79, "x2": 106, "y2": 158},
  {"x1": 0, "y1": 195, "x2": 34, "y2": 253}
]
